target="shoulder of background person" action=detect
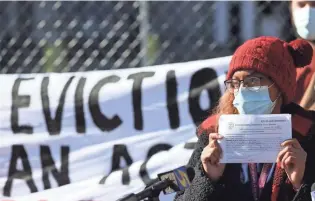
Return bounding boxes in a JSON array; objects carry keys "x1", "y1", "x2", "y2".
[
  {"x1": 295, "y1": 44, "x2": 315, "y2": 97},
  {"x1": 294, "y1": 65, "x2": 314, "y2": 103},
  {"x1": 311, "y1": 42, "x2": 315, "y2": 70},
  {"x1": 299, "y1": 71, "x2": 315, "y2": 110}
]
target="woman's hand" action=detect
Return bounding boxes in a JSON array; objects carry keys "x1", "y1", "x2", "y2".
[
  {"x1": 276, "y1": 139, "x2": 307, "y2": 190},
  {"x1": 200, "y1": 133, "x2": 226, "y2": 181}
]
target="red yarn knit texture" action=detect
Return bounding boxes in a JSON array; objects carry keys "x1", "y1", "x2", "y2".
[{"x1": 226, "y1": 36, "x2": 313, "y2": 104}]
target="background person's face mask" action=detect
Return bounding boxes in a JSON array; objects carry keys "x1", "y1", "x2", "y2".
[
  {"x1": 233, "y1": 85, "x2": 279, "y2": 115},
  {"x1": 292, "y1": 6, "x2": 315, "y2": 41}
]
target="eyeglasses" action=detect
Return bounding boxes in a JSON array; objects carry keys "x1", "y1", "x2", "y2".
[{"x1": 224, "y1": 76, "x2": 263, "y2": 93}]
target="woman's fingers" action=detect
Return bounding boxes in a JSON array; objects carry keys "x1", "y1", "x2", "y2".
[
  {"x1": 209, "y1": 154, "x2": 219, "y2": 165},
  {"x1": 201, "y1": 141, "x2": 223, "y2": 165},
  {"x1": 211, "y1": 147, "x2": 221, "y2": 163},
  {"x1": 209, "y1": 133, "x2": 223, "y2": 155},
  {"x1": 204, "y1": 147, "x2": 219, "y2": 165},
  {"x1": 280, "y1": 151, "x2": 296, "y2": 168},
  {"x1": 281, "y1": 139, "x2": 302, "y2": 149},
  {"x1": 276, "y1": 146, "x2": 298, "y2": 163},
  {"x1": 209, "y1": 133, "x2": 223, "y2": 141},
  {"x1": 214, "y1": 140, "x2": 223, "y2": 158},
  {"x1": 201, "y1": 146, "x2": 213, "y2": 162},
  {"x1": 284, "y1": 156, "x2": 296, "y2": 167},
  {"x1": 201, "y1": 133, "x2": 224, "y2": 166}
]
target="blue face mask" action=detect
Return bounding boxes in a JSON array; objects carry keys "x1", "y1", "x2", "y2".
[{"x1": 233, "y1": 85, "x2": 279, "y2": 115}]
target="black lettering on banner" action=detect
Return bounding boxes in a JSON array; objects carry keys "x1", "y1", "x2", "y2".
[
  {"x1": 11, "y1": 77, "x2": 34, "y2": 134},
  {"x1": 3, "y1": 145, "x2": 38, "y2": 196},
  {"x1": 189, "y1": 68, "x2": 221, "y2": 125},
  {"x1": 41, "y1": 76, "x2": 75, "y2": 135},
  {"x1": 139, "y1": 143, "x2": 172, "y2": 185},
  {"x1": 121, "y1": 167, "x2": 130, "y2": 185},
  {"x1": 89, "y1": 76, "x2": 122, "y2": 132},
  {"x1": 111, "y1": 144, "x2": 133, "y2": 170},
  {"x1": 166, "y1": 70, "x2": 180, "y2": 129},
  {"x1": 75, "y1": 77, "x2": 87, "y2": 134},
  {"x1": 127, "y1": 72, "x2": 155, "y2": 130},
  {"x1": 99, "y1": 144, "x2": 133, "y2": 185},
  {"x1": 40, "y1": 145, "x2": 70, "y2": 189},
  {"x1": 99, "y1": 143, "x2": 172, "y2": 186}
]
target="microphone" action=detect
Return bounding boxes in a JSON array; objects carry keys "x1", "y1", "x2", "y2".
[
  {"x1": 311, "y1": 183, "x2": 315, "y2": 201},
  {"x1": 117, "y1": 166, "x2": 195, "y2": 201},
  {"x1": 156, "y1": 166, "x2": 195, "y2": 195},
  {"x1": 292, "y1": 183, "x2": 313, "y2": 201}
]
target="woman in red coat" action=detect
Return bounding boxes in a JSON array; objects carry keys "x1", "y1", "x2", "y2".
[{"x1": 174, "y1": 36, "x2": 315, "y2": 201}]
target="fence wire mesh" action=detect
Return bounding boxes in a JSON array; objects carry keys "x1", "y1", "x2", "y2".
[{"x1": 0, "y1": 1, "x2": 296, "y2": 74}]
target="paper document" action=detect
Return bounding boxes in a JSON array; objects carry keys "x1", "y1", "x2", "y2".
[{"x1": 218, "y1": 114, "x2": 292, "y2": 163}]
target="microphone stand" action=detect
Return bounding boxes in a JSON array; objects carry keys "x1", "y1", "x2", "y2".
[
  {"x1": 135, "y1": 180, "x2": 167, "y2": 201},
  {"x1": 116, "y1": 188, "x2": 162, "y2": 201},
  {"x1": 141, "y1": 185, "x2": 163, "y2": 201},
  {"x1": 117, "y1": 180, "x2": 175, "y2": 201},
  {"x1": 142, "y1": 191, "x2": 161, "y2": 201}
]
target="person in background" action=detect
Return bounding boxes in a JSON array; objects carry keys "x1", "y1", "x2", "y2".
[
  {"x1": 174, "y1": 36, "x2": 315, "y2": 201},
  {"x1": 291, "y1": 0, "x2": 315, "y2": 110}
]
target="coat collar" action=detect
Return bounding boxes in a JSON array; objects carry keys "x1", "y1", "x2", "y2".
[{"x1": 281, "y1": 102, "x2": 315, "y2": 139}]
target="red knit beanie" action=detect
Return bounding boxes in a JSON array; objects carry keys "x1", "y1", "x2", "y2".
[{"x1": 226, "y1": 36, "x2": 313, "y2": 104}]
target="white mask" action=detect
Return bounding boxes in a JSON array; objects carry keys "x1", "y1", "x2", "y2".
[{"x1": 292, "y1": 6, "x2": 315, "y2": 41}]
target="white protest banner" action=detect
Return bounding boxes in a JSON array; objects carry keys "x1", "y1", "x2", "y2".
[{"x1": 0, "y1": 55, "x2": 231, "y2": 201}]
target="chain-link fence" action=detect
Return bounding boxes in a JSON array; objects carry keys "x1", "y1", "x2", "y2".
[{"x1": 0, "y1": 1, "x2": 296, "y2": 74}]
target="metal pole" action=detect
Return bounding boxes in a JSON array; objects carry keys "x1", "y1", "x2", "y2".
[{"x1": 139, "y1": 1, "x2": 149, "y2": 66}]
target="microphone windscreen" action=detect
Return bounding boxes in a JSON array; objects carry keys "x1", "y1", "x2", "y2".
[
  {"x1": 311, "y1": 183, "x2": 315, "y2": 201},
  {"x1": 186, "y1": 166, "x2": 195, "y2": 182}
]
